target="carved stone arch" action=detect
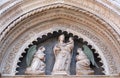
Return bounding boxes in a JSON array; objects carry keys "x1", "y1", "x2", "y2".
[
  {"x1": 0, "y1": 22, "x2": 116, "y2": 76},
  {"x1": 3, "y1": 27, "x2": 107, "y2": 75},
  {"x1": 0, "y1": 0, "x2": 120, "y2": 76},
  {"x1": 16, "y1": 30, "x2": 105, "y2": 75}
]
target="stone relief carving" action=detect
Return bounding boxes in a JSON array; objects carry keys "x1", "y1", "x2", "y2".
[
  {"x1": 52, "y1": 35, "x2": 74, "y2": 75},
  {"x1": 76, "y1": 48, "x2": 94, "y2": 75},
  {"x1": 25, "y1": 46, "x2": 46, "y2": 75},
  {"x1": 0, "y1": 4, "x2": 119, "y2": 75},
  {"x1": 1, "y1": 24, "x2": 118, "y2": 75},
  {"x1": 22, "y1": 35, "x2": 101, "y2": 75},
  {"x1": 1, "y1": 26, "x2": 118, "y2": 75}
]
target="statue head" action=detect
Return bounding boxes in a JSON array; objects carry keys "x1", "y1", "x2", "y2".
[
  {"x1": 77, "y1": 48, "x2": 83, "y2": 54},
  {"x1": 38, "y1": 46, "x2": 45, "y2": 52},
  {"x1": 69, "y1": 37, "x2": 73, "y2": 42},
  {"x1": 58, "y1": 34, "x2": 65, "y2": 43}
]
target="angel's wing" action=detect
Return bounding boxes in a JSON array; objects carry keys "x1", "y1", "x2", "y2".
[
  {"x1": 83, "y1": 45, "x2": 99, "y2": 68},
  {"x1": 26, "y1": 45, "x2": 37, "y2": 67}
]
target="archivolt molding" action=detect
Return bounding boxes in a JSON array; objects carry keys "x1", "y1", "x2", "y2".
[
  {"x1": 0, "y1": 9, "x2": 119, "y2": 75},
  {"x1": 0, "y1": 0, "x2": 120, "y2": 76},
  {"x1": 0, "y1": 4, "x2": 119, "y2": 53},
  {"x1": 0, "y1": 7, "x2": 119, "y2": 62},
  {"x1": 1, "y1": 24, "x2": 111, "y2": 76},
  {"x1": 0, "y1": 0, "x2": 120, "y2": 40}
]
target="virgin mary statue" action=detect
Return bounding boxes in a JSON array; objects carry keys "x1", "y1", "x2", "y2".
[{"x1": 52, "y1": 35, "x2": 74, "y2": 75}]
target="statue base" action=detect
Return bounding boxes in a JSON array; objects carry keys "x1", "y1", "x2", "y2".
[
  {"x1": 76, "y1": 70, "x2": 94, "y2": 75},
  {"x1": 1, "y1": 75, "x2": 120, "y2": 78},
  {"x1": 25, "y1": 70, "x2": 45, "y2": 75},
  {"x1": 52, "y1": 71, "x2": 68, "y2": 75}
]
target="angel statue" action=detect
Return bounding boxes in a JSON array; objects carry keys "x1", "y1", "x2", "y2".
[
  {"x1": 76, "y1": 45, "x2": 98, "y2": 75},
  {"x1": 52, "y1": 34, "x2": 74, "y2": 75},
  {"x1": 25, "y1": 45, "x2": 46, "y2": 75}
]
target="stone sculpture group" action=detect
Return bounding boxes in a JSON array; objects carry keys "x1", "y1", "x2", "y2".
[
  {"x1": 25, "y1": 34, "x2": 95, "y2": 75},
  {"x1": 25, "y1": 46, "x2": 46, "y2": 75}
]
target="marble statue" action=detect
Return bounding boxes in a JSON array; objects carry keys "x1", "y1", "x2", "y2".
[
  {"x1": 52, "y1": 35, "x2": 74, "y2": 75},
  {"x1": 76, "y1": 48, "x2": 94, "y2": 75},
  {"x1": 25, "y1": 46, "x2": 46, "y2": 75}
]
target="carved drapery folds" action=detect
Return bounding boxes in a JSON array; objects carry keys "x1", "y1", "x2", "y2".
[
  {"x1": 76, "y1": 48, "x2": 94, "y2": 75},
  {"x1": 25, "y1": 46, "x2": 46, "y2": 75},
  {"x1": 52, "y1": 35, "x2": 74, "y2": 75}
]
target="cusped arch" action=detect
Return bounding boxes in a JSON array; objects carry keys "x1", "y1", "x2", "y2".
[{"x1": 16, "y1": 30, "x2": 105, "y2": 75}]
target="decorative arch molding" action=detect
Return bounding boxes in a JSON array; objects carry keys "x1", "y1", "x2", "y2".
[
  {"x1": 0, "y1": 25, "x2": 109, "y2": 76},
  {"x1": 16, "y1": 30, "x2": 105, "y2": 75},
  {"x1": 0, "y1": 0, "x2": 120, "y2": 40},
  {"x1": 0, "y1": 0, "x2": 120, "y2": 76}
]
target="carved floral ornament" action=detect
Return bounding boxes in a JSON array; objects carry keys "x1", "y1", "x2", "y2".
[{"x1": 0, "y1": 0, "x2": 120, "y2": 76}]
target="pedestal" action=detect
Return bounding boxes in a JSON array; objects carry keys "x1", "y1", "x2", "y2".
[
  {"x1": 52, "y1": 71, "x2": 68, "y2": 75},
  {"x1": 1, "y1": 75, "x2": 120, "y2": 78}
]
